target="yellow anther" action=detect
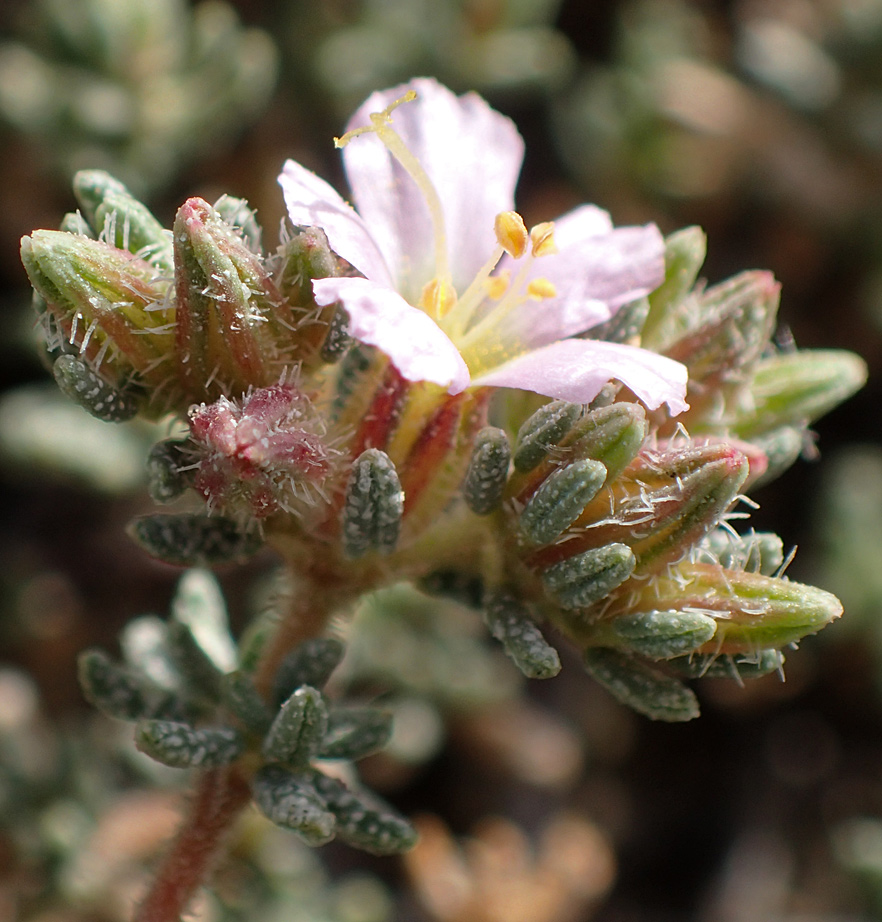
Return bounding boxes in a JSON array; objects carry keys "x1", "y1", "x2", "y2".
[
  {"x1": 527, "y1": 277, "x2": 558, "y2": 300},
  {"x1": 530, "y1": 222, "x2": 557, "y2": 257},
  {"x1": 494, "y1": 211, "x2": 529, "y2": 259},
  {"x1": 484, "y1": 272, "x2": 510, "y2": 300},
  {"x1": 419, "y1": 277, "x2": 457, "y2": 318}
]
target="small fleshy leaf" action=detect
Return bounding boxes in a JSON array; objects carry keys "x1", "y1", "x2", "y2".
[
  {"x1": 699, "y1": 529, "x2": 785, "y2": 576},
  {"x1": 483, "y1": 594, "x2": 561, "y2": 679},
  {"x1": 319, "y1": 707, "x2": 394, "y2": 761},
  {"x1": 462, "y1": 426, "x2": 511, "y2": 515},
  {"x1": 610, "y1": 609, "x2": 718, "y2": 660},
  {"x1": 583, "y1": 647, "x2": 700, "y2": 721},
  {"x1": 512, "y1": 400, "x2": 583, "y2": 473},
  {"x1": 520, "y1": 458, "x2": 607, "y2": 545},
  {"x1": 342, "y1": 448, "x2": 404, "y2": 558},
  {"x1": 670, "y1": 649, "x2": 785, "y2": 679},
  {"x1": 262, "y1": 685, "x2": 329, "y2": 768},
  {"x1": 146, "y1": 439, "x2": 192, "y2": 504},
  {"x1": 52, "y1": 355, "x2": 140, "y2": 422},
  {"x1": 134, "y1": 720, "x2": 243, "y2": 768},
  {"x1": 127, "y1": 514, "x2": 264, "y2": 567},
  {"x1": 252, "y1": 765, "x2": 336, "y2": 846},
  {"x1": 213, "y1": 194, "x2": 263, "y2": 252},
  {"x1": 311, "y1": 772, "x2": 418, "y2": 855},
  {"x1": 271, "y1": 637, "x2": 346, "y2": 706},
  {"x1": 220, "y1": 670, "x2": 273, "y2": 733},
  {"x1": 172, "y1": 569, "x2": 237, "y2": 672},
  {"x1": 78, "y1": 649, "x2": 149, "y2": 721},
  {"x1": 165, "y1": 620, "x2": 224, "y2": 704},
  {"x1": 95, "y1": 189, "x2": 174, "y2": 272},
  {"x1": 542, "y1": 543, "x2": 636, "y2": 609}
]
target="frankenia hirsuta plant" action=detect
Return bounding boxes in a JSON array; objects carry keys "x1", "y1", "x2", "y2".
[
  {"x1": 19, "y1": 73, "x2": 867, "y2": 922},
  {"x1": 280, "y1": 77, "x2": 688, "y2": 413}
]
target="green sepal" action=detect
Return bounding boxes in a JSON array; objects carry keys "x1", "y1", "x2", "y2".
[
  {"x1": 127, "y1": 514, "x2": 264, "y2": 566},
  {"x1": 134, "y1": 720, "x2": 244, "y2": 768},
  {"x1": 734, "y1": 350, "x2": 867, "y2": 438},
  {"x1": 95, "y1": 189, "x2": 174, "y2": 272},
  {"x1": 78, "y1": 649, "x2": 149, "y2": 721},
  {"x1": 146, "y1": 439, "x2": 192, "y2": 504},
  {"x1": 462, "y1": 426, "x2": 511, "y2": 515},
  {"x1": 520, "y1": 458, "x2": 606, "y2": 545},
  {"x1": 608, "y1": 609, "x2": 717, "y2": 660},
  {"x1": 341, "y1": 449, "x2": 403, "y2": 558},
  {"x1": 643, "y1": 225, "x2": 707, "y2": 348},
  {"x1": 271, "y1": 637, "x2": 345, "y2": 707},
  {"x1": 588, "y1": 296, "x2": 650, "y2": 344},
  {"x1": 52, "y1": 354, "x2": 140, "y2": 422},
  {"x1": 311, "y1": 772, "x2": 418, "y2": 855},
  {"x1": 483, "y1": 594, "x2": 561, "y2": 679},
  {"x1": 252, "y1": 766, "x2": 336, "y2": 846},
  {"x1": 213, "y1": 194, "x2": 263, "y2": 252},
  {"x1": 542, "y1": 543, "x2": 636, "y2": 610},
  {"x1": 262, "y1": 685, "x2": 329, "y2": 768},
  {"x1": 512, "y1": 400, "x2": 583, "y2": 473},
  {"x1": 583, "y1": 647, "x2": 700, "y2": 722},
  {"x1": 319, "y1": 707, "x2": 394, "y2": 761}
]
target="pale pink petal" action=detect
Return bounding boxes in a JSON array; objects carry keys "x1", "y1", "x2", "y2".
[
  {"x1": 313, "y1": 276, "x2": 471, "y2": 394},
  {"x1": 497, "y1": 207, "x2": 666, "y2": 348},
  {"x1": 279, "y1": 159, "x2": 392, "y2": 286},
  {"x1": 342, "y1": 77, "x2": 524, "y2": 299},
  {"x1": 471, "y1": 338, "x2": 689, "y2": 414}
]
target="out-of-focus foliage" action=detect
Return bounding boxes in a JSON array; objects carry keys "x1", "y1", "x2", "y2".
[{"x1": 0, "y1": 0, "x2": 278, "y2": 196}]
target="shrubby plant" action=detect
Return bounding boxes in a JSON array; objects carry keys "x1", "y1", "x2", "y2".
[{"x1": 19, "y1": 77, "x2": 865, "y2": 920}]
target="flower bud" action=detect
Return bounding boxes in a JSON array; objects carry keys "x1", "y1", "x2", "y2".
[
  {"x1": 733, "y1": 350, "x2": 868, "y2": 438},
  {"x1": 213, "y1": 194, "x2": 263, "y2": 252},
  {"x1": 173, "y1": 197, "x2": 284, "y2": 400},
  {"x1": 619, "y1": 561, "x2": 842, "y2": 654},
  {"x1": 583, "y1": 647, "x2": 699, "y2": 721},
  {"x1": 342, "y1": 449, "x2": 404, "y2": 558},
  {"x1": 21, "y1": 230, "x2": 172, "y2": 387}
]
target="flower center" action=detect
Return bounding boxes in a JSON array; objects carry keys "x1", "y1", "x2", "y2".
[{"x1": 336, "y1": 91, "x2": 560, "y2": 363}]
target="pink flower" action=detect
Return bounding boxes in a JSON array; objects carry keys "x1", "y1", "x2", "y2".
[{"x1": 279, "y1": 78, "x2": 688, "y2": 415}]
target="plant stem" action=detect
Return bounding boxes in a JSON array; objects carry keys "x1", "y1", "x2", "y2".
[{"x1": 133, "y1": 765, "x2": 252, "y2": 922}]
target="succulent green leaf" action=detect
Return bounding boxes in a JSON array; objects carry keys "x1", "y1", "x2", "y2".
[
  {"x1": 52, "y1": 355, "x2": 140, "y2": 422},
  {"x1": 263, "y1": 686, "x2": 329, "y2": 768},
  {"x1": 342, "y1": 449, "x2": 404, "y2": 558},
  {"x1": 542, "y1": 543, "x2": 636, "y2": 609},
  {"x1": 319, "y1": 707, "x2": 394, "y2": 761},
  {"x1": 213, "y1": 194, "x2": 262, "y2": 252},
  {"x1": 165, "y1": 620, "x2": 224, "y2": 704},
  {"x1": 135, "y1": 720, "x2": 243, "y2": 768},
  {"x1": 252, "y1": 766, "x2": 336, "y2": 846},
  {"x1": 483, "y1": 594, "x2": 561, "y2": 679},
  {"x1": 520, "y1": 458, "x2": 606, "y2": 545},
  {"x1": 146, "y1": 439, "x2": 192, "y2": 504},
  {"x1": 699, "y1": 529, "x2": 785, "y2": 576},
  {"x1": 583, "y1": 647, "x2": 700, "y2": 721},
  {"x1": 513, "y1": 400, "x2": 583, "y2": 472},
  {"x1": 462, "y1": 426, "x2": 511, "y2": 515},
  {"x1": 78, "y1": 649, "x2": 149, "y2": 721},
  {"x1": 171, "y1": 569, "x2": 237, "y2": 672},
  {"x1": 95, "y1": 189, "x2": 174, "y2": 272},
  {"x1": 311, "y1": 772, "x2": 418, "y2": 855},
  {"x1": 127, "y1": 514, "x2": 264, "y2": 567},
  {"x1": 610, "y1": 609, "x2": 718, "y2": 660},
  {"x1": 220, "y1": 670, "x2": 273, "y2": 734},
  {"x1": 271, "y1": 637, "x2": 346, "y2": 706},
  {"x1": 669, "y1": 649, "x2": 785, "y2": 679}
]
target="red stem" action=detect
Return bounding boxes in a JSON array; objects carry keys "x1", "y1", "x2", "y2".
[{"x1": 133, "y1": 765, "x2": 252, "y2": 922}]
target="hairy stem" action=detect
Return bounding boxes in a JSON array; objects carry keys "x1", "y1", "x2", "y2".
[
  {"x1": 135, "y1": 581, "x2": 335, "y2": 922},
  {"x1": 133, "y1": 765, "x2": 252, "y2": 922}
]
